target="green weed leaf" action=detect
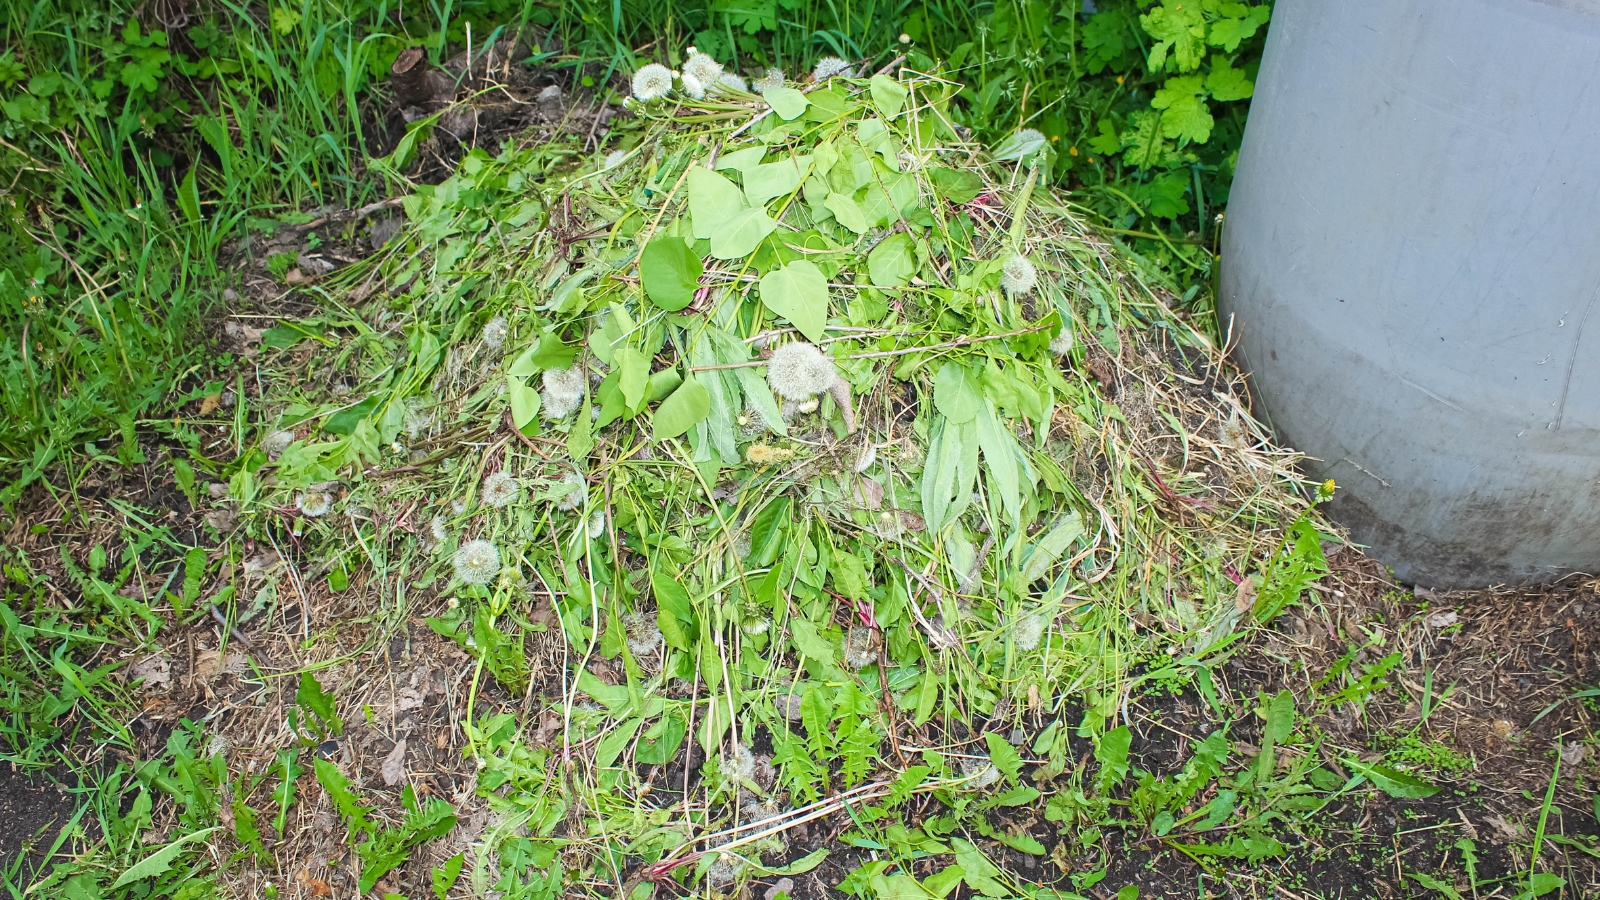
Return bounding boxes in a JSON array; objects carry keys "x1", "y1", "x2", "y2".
[
  {"x1": 869, "y1": 75, "x2": 908, "y2": 117},
  {"x1": 640, "y1": 236, "x2": 703, "y2": 311},
  {"x1": 688, "y1": 167, "x2": 746, "y2": 238},
  {"x1": 709, "y1": 207, "x2": 778, "y2": 260},
  {"x1": 651, "y1": 376, "x2": 710, "y2": 441},
  {"x1": 758, "y1": 260, "x2": 830, "y2": 342},
  {"x1": 110, "y1": 827, "x2": 220, "y2": 888},
  {"x1": 1346, "y1": 759, "x2": 1441, "y2": 799},
  {"x1": 984, "y1": 732, "x2": 1022, "y2": 785},
  {"x1": 867, "y1": 232, "x2": 917, "y2": 287},
  {"x1": 765, "y1": 86, "x2": 810, "y2": 120},
  {"x1": 433, "y1": 853, "x2": 465, "y2": 900}
]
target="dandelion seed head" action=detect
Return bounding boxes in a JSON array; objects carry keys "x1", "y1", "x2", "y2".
[
  {"x1": 844, "y1": 625, "x2": 880, "y2": 669},
  {"x1": 631, "y1": 63, "x2": 673, "y2": 101},
  {"x1": 623, "y1": 611, "x2": 663, "y2": 657},
  {"x1": 726, "y1": 743, "x2": 757, "y2": 784},
  {"x1": 604, "y1": 149, "x2": 627, "y2": 169},
  {"x1": 683, "y1": 52, "x2": 724, "y2": 90},
  {"x1": 716, "y1": 72, "x2": 748, "y2": 93},
  {"x1": 754, "y1": 69, "x2": 785, "y2": 93},
  {"x1": 481, "y1": 315, "x2": 507, "y2": 349},
  {"x1": 263, "y1": 430, "x2": 295, "y2": 460},
  {"x1": 706, "y1": 855, "x2": 744, "y2": 889},
  {"x1": 555, "y1": 472, "x2": 587, "y2": 511},
  {"x1": 680, "y1": 71, "x2": 706, "y2": 100},
  {"x1": 960, "y1": 756, "x2": 1001, "y2": 788},
  {"x1": 206, "y1": 734, "x2": 232, "y2": 759},
  {"x1": 1049, "y1": 328, "x2": 1074, "y2": 357},
  {"x1": 452, "y1": 539, "x2": 500, "y2": 585},
  {"x1": 481, "y1": 470, "x2": 519, "y2": 508},
  {"x1": 1014, "y1": 611, "x2": 1048, "y2": 651},
  {"x1": 297, "y1": 491, "x2": 332, "y2": 517},
  {"x1": 813, "y1": 56, "x2": 851, "y2": 81},
  {"x1": 796, "y1": 397, "x2": 820, "y2": 414},
  {"x1": 766, "y1": 342, "x2": 837, "y2": 400},
  {"x1": 430, "y1": 515, "x2": 448, "y2": 542},
  {"x1": 587, "y1": 508, "x2": 606, "y2": 539},
  {"x1": 542, "y1": 364, "x2": 587, "y2": 419},
  {"x1": 1000, "y1": 253, "x2": 1038, "y2": 296}
]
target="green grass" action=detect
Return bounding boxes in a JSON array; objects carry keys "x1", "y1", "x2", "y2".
[{"x1": 0, "y1": 3, "x2": 1296, "y2": 897}]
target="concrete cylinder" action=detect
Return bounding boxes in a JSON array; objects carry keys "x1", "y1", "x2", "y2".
[{"x1": 1220, "y1": 0, "x2": 1600, "y2": 587}]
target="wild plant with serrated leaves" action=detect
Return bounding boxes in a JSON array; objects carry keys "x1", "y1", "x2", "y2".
[{"x1": 211, "y1": 62, "x2": 1320, "y2": 898}]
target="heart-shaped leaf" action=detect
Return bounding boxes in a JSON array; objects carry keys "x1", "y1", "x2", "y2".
[
  {"x1": 758, "y1": 261, "x2": 829, "y2": 342},
  {"x1": 709, "y1": 207, "x2": 777, "y2": 260},
  {"x1": 764, "y1": 86, "x2": 809, "y2": 120},
  {"x1": 867, "y1": 232, "x2": 917, "y2": 287},
  {"x1": 870, "y1": 74, "x2": 908, "y2": 117},
  {"x1": 640, "y1": 236, "x2": 702, "y2": 311},
  {"x1": 652, "y1": 376, "x2": 711, "y2": 441},
  {"x1": 687, "y1": 167, "x2": 746, "y2": 239}
]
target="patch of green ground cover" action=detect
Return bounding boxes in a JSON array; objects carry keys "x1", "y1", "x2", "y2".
[
  {"x1": 151, "y1": 67, "x2": 1330, "y2": 898},
  {"x1": 0, "y1": 0, "x2": 1272, "y2": 506}
]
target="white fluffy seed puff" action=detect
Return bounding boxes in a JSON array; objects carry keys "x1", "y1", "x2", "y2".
[
  {"x1": 555, "y1": 472, "x2": 588, "y2": 511},
  {"x1": 716, "y1": 72, "x2": 748, "y2": 93},
  {"x1": 813, "y1": 56, "x2": 852, "y2": 81},
  {"x1": 481, "y1": 470, "x2": 519, "y2": 508},
  {"x1": 297, "y1": 490, "x2": 333, "y2": 517},
  {"x1": 541, "y1": 365, "x2": 587, "y2": 420},
  {"x1": 622, "y1": 611, "x2": 663, "y2": 657},
  {"x1": 682, "y1": 52, "x2": 724, "y2": 94},
  {"x1": 1049, "y1": 328, "x2": 1074, "y2": 357},
  {"x1": 754, "y1": 69, "x2": 785, "y2": 93},
  {"x1": 631, "y1": 63, "x2": 673, "y2": 102},
  {"x1": 481, "y1": 315, "x2": 507, "y2": 350},
  {"x1": 453, "y1": 539, "x2": 500, "y2": 585},
  {"x1": 1000, "y1": 253, "x2": 1038, "y2": 296},
  {"x1": 766, "y1": 341, "x2": 837, "y2": 401}
]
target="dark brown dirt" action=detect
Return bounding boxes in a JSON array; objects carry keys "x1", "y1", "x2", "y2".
[{"x1": 0, "y1": 767, "x2": 77, "y2": 882}]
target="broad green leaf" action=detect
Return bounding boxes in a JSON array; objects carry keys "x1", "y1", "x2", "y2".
[
  {"x1": 1019, "y1": 512, "x2": 1085, "y2": 583},
  {"x1": 1208, "y1": 6, "x2": 1271, "y2": 51},
  {"x1": 596, "y1": 717, "x2": 644, "y2": 768},
  {"x1": 1095, "y1": 726, "x2": 1132, "y2": 789},
  {"x1": 789, "y1": 618, "x2": 838, "y2": 671},
  {"x1": 709, "y1": 207, "x2": 778, "y2": 259},
  {"x1": 111, "y1": 827, "x2": 221, "y2": 888},
  {"x1": 507, "y1": 376, "x2": 541, "y2": 430},
  {"x1": 867, "y1": 232, "x2": 917, "y2": 287},
  {"x1": 688, "y1": 167, "x2": 746, "y2": 238},
  {"x1": 984, "y1": 732, "x2": 1023, "y2": 785},
  {"x1": 508, "y1": 330, "x2": 577, "y2": 375},
  {"x1": 640, "y1": 236, "x2": 703, "y2": 311},
  {"x1": 764, "y1": 86, "x2": 809, "y2": 120},
  {"x1": 868, "y1": 873, "x2": 934, "y2": 900},
  {"x1": 920, "y1": 417, "x2": 978, "y2": 533},
  {"x1": 652, "y1": 376, "x2": 711, "y2": 441},
  {"x1": 432, "y1": 854, "x2": 466, "y2": 900},
  {"x1": 950, "y1": 838, "x2": 1008, "y2": 898},
  {"x1": 734, "y1": 365, "x2": 787, "y2": 436},
  {"x1": 758, "y1": 260, "x2": 830, "y2": 342},
  {"x1": 1205, "y1": 60, "x2": 1254, "y2": 101},
  {"x1": 993, "y1": 129, "x2": 1048, "y2": 161},
  {"x1": 869, "y1": 74, "x2": 909, "y2": 117},
  {"x1": 744, "y1": 158, "x2": 807, "y2": 205},
  {"x1": 930, "y1": 167, "x2": 983, "y2": 204},
  {"x1": 615, "y1": 347, "x2": 650, "y2": 411},
  {"x1": 974, "y1": 401, "x2": 1021, "y2": 520},
  {"x1": 825, "y1": 191, "x2": 872, "y2": 234},
  {"x1": 933, "y1": 362, "x2": 981, "y2": 423},
  {"x1": 715, "y1": 146, "x2": 767, "y2": 171},
  {"x1": 1152, "y1": 75, "x2": 1213, "y2": 144},
  {"x1": 1345, "y1": 759, "x2": 1440, "y2": 799},
  {"x1": 177, "y1": 166, "x2": 201, "y2": 223}
]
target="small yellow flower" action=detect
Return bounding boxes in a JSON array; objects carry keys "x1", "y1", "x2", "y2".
[
  {"x1": 1069, "y1": 145, "x2": 1079, "y2": 156},
  {"x1": 1116, "y1": 75, "x2": 1124, "y2": 84}
]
